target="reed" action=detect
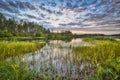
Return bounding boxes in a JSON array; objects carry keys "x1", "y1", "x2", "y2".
[
  {"x1": 0, "y1": 38, "x2": 120, "y2": 80},
  {"x1": 74, "y1": 38, "x2": 120, "y2": 80},
  {"x1": 0, "y1": 41, "x2": 45, "y2": 80},
  {"x1": 0, "y1": 41, "x2": 44, "y2": 60}
]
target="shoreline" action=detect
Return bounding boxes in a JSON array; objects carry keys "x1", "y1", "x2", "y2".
[{"x1": 51, "y1": 29, "x2": 120, "y2": 35}]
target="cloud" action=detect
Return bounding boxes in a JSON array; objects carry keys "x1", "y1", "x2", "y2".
[{"x1": 0, "y1": 0, "x2": 120, "y2": 32}]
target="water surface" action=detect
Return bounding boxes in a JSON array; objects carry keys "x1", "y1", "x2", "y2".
[{"x1": 9, "y1": 38, "x2": 95, "y2": 79}]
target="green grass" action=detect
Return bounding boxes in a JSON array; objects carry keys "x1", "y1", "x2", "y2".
[
  {"x1": 0, "y1": 41, "x2": 45, "y2": 80},
  {"x1": 0, "y1": 41, "x2": 44, "y2": 60},
  {"x1": 0, "y1": 37, "x2": 46, "y2": 41},
  {"x1": 0, "y1": 61, "x2": 50, "y2": 80},
  {"x1": 74, "y1": 38, "x2": 120, "y2": 80},
  {"x1": 0, "y1": 38, "x2": 120, "y2": 80}
]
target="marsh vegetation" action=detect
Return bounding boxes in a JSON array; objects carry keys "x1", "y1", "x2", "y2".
[
  {"x1": 0, "y1": 41, "x2": 45, "y2": 80},
  {"x1": 0, "y1": 38, "x2": 119, "y2": 80},
  {"x1": 74, "y1": 38, "x2": 120, "y2": 80}
]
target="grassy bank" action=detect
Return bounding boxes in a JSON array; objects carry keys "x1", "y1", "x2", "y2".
[
  {"x1": 74, "y1": 38, "x2": 120, "y2": 80},
  {"x1": 0, "y1": 41, "x2": 45, "y2": 80},
  {"x1": 0, "y1": 41, "x2": 44, "y2": 60},
  {"x1": 0, "y1": 37, "x2": 46, "y2": 41}
]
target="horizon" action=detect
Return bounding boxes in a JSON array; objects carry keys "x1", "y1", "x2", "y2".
[{"x1": 52, "y1": 29, "x2": 120, "y2": 35}]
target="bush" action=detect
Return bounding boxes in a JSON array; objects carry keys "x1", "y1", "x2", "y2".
[{"x1": 0, "y1": 30, "x2": 13, "y2": 37}]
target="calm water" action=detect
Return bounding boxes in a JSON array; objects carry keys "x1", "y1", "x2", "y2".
[{"x1": 8, "y1": 38, "x2": 95, "y2": 79}]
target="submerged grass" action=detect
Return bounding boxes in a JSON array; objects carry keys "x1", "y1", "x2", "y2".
[{"x1": 74, "y1": 38, "x2": 120, "y2": 80}]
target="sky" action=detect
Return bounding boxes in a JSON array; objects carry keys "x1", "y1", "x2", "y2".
[{"x1": 0, "y1": 0, "x2": 120, "y2": 34}]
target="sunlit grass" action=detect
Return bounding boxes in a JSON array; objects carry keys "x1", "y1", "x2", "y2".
[
  {"x1": 0, "y1": 41, "x2": 45, "y2": 80},
  {"x1": 0, "y1": 38, "x2": 120, "y2": 80},
  {"x1": 0, "y1": 41, "x2": 44, "y2": 60},
  {"x1": 74, "y1": 38, "x2": 120, "y2": 80}
]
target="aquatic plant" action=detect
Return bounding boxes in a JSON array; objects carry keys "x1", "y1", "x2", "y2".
[
  {"x1": 0, "y1": 41, "x2": 44, "y2": 60},
  {"x1": 74, "y1": 38, "x2": 120, "y2": 80}
]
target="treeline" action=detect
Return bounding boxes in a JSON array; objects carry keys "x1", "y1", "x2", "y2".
[
  {"x1": 74, "y1": 34, "x2": 120, "y2": 38},
  {"x1": 0, "y1": 13, "x2": 50, "y2": 37},
  {"x1": 74, "y1": 34, "x2": 105, "y2": 38},
  {"x1": 48, "y1": 31, "x2": 73, "y2": 41},
  {"x1": 0, "y1": 13, "x2": 74, "y2": 41}
]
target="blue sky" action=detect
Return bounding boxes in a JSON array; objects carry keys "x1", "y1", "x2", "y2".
[{"x1": 0, "y1": 0, "x2": 120, "y2": 34}]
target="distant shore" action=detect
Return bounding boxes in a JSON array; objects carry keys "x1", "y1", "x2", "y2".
[{"x1": 52, "y1": 29, "x2": 120, "y2": 35}]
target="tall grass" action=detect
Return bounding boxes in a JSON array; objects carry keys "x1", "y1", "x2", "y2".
[
  {"x1": 0, "y1": 41, "x2": 44, "y2": 60},
  {"x1": 74, "y1": 38, "x2": 120, "y2": 80},
  {"x1": 0, "y1": 41, "x2": 45, "y2": 80},
  {"x1": 0, "y1": 61, "x2": 49, "y2": 80},
  {"x1": 0, "y1": 38, "x2": 120, "y2": 80}
]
